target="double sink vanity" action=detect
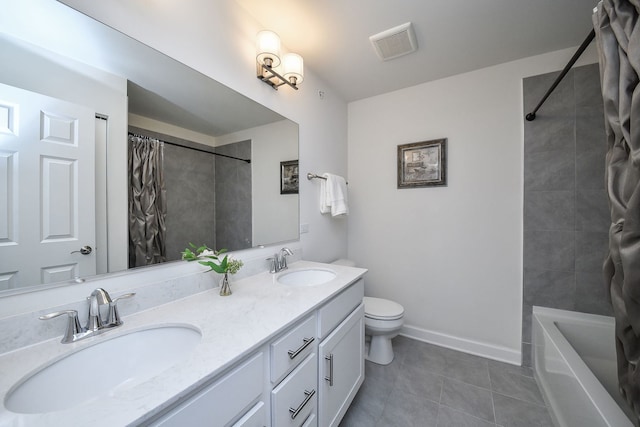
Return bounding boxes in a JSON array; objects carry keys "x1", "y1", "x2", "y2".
[{"x1": 0, "y1": 261, "x2": 367, "y2": 427}]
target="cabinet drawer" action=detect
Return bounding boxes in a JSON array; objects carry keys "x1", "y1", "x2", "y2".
[
  {"x1": 301, "y1": 412, "x2": 317, "y2": 427},
  {"x1": 153, "y1": 352, "x2": 264, "y2": 427},
  {"x1": 232, "y1": 401, "x2": 266, "y2": 427},
  {"x1": 272, "y1": 353, "x2": 318, "y2": 427},
  {"x1": 271, "y1": 315, "x2": 316, "y2": 383},
  {"x1": 318, "y1": 280, "x2": 364, "y2": 339}
]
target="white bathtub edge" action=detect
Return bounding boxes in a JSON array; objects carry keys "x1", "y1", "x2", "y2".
[{"x1": 532, "y1": 306, "x2": 633, "y2": 427}]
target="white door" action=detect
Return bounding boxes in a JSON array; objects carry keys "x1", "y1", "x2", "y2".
[{"x1": 0, "y1": 82, "x2": 96, "y2": 290}]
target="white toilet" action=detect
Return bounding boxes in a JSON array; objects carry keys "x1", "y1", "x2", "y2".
[
  {"x1": 363, "y1": 296, "x2": 404, "y2": 365},
  {"x1": 331, "y1": 259, "x2": 405, "y2": 365}
]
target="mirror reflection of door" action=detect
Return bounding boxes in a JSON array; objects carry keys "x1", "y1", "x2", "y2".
[{"x1": 0, "y1": 83, "x2": 97, "y2": 290}]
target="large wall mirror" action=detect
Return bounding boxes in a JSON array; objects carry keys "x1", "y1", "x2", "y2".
[{"x1": 0, "y1": 1, "x2": 299, "y2": 296}]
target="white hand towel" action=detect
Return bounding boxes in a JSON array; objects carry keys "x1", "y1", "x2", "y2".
[
  {"x1": 324, "y1": 173, "x2": 349, "y2": 217},
  {"x1": 320, "y1": 175, "x2": 331, "y2": 214}
]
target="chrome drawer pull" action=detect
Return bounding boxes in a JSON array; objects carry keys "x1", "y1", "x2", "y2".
[
  {"x1": 324, "y1": 354, "x2": 334, "y2": 386},
  {"x1": 287, "y1": 337, "x2": 315, "y2": 359},
  {"x1": 289, "y1": 389, "x2": 316, "y2": 420}
]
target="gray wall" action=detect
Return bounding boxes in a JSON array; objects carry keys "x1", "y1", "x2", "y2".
[
  {"x1": 522, "y1": 64, "x2": 611, "y2": 366},
  {"x1": 215, "y1": 140, "x2": 252, "y2": 251},
  {"x1": 164, "y1": 143, "x2": 216, "y2": 261}
]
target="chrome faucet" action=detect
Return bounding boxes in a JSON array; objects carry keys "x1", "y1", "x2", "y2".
[
  {"x1": 87, "y1": 288, "x2": 111, "y2": 331},
  {"x1": 279, "y1": 247, "x2": 293, "y2": 270},
  {"x1": 268, "y1": 247, "x2": 294, "y2": 273},
  {"x1": 40, "y1": 288, "x2": 135, "y2": 343}
]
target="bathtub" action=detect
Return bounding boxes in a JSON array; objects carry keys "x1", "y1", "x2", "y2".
[{"x1": 532, "y1": 306, "x2": 635, "y2": 427}]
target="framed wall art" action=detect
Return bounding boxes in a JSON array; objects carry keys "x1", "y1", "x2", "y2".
[
  {"x1": 280, "y1": 160, "x2": 299, "y2": 194},
  {"x1": 397, "y1": 138, "x2": 447, "y2": 188}
]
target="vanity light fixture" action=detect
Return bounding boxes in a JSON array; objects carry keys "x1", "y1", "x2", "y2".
[{"x1": 256, "y1": 30, "x2": 304, "y2": 90}]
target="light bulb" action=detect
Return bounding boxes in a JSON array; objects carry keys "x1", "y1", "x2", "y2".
[
  {"x1": 282, "y1": 53, "x2": 304, "y2": 86},
  {"x1": 256, "y1": 30, "x2": 281, "y2": 68}
]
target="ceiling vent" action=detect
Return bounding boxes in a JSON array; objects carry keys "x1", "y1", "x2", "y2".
[{"x1": 369, "y1": 22, "x2": 418, "y2": 61}]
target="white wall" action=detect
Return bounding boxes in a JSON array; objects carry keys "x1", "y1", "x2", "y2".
[
  {"x1": 348, "y1": 47, "x2": 598, "y2": 364},
  {"x1": 218, "y1": 120, "x2": 299, "y2": 246},
  {"x1": 59, "y1": 0, "x2": 349, "y2": 263}
]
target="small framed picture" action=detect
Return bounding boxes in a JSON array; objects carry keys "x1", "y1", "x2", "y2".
[
  {"x1": 397, "y1": 138, "x2": 447, "y2": 188},
  {"x1": 280, "y1": 160, "x2": 299, "y2": 194}
]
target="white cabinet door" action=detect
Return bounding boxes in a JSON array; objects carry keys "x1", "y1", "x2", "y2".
[{"x1": 318, "y1": 304, "x2": 364, "y2": 427}]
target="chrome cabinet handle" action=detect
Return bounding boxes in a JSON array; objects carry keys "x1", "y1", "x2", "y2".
[
  {"x1": 289, "y1": 389, "x2": 315, "y2": 420},
  {"x1": 70, "y1": 245, "x2": 92, "y2": 255},
  {"x1": 324, "y1": 354, "x2": 334, "y2": 386},
  {"x1": 288, "y1": 337, "x2": 315, "y2": 359}
]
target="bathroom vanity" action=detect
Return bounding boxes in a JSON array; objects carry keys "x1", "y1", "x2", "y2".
[{"x1": 0, "y1": 261, "x2": 366, "y2": 427}]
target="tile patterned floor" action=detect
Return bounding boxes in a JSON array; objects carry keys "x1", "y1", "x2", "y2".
[{"x1": 340, "y1": 336, "x2": 554, "y2": 427}]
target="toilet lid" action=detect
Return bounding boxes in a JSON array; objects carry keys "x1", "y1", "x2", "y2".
[{"x1": 363, "y1": 297, "x2": 404, "y2": 320}]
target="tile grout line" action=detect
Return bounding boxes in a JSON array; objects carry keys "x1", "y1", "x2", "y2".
[
  {"x1": 492, "y1": 389, "x2": 549, "y2": 408},
  {"x1": 489, "y1": 367, "x2": 498, "y2": 426},
  {"x1": 438, "y1": 403, "x2": 501, "y2": 427}
]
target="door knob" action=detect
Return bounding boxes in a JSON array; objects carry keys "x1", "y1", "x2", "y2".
[{"x1": 71, "y1": 245, "x2": 92, "y2": 255}]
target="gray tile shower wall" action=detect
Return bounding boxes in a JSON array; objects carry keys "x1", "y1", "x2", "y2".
[
  {"x1": 522, "y1": 64, "x2": 611, "y2": 367},
  {"x1": 214, "y1": 140, "x2": 252, "y2": 251},
  {"x1": 164, "y1": 143, "x2": 216, "y2": 261}
]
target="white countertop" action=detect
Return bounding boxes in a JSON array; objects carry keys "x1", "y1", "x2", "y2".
[{"x1": 0, "y1": 261, "x2": 367, "y2": 427}]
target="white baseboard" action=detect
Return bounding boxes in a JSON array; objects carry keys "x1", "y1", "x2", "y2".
[{"x1": 400, "y1": 324, "x2": 521, "y2": 366}]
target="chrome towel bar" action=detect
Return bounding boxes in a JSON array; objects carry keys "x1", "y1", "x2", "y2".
[
  {"x1": 307, "y1": 173, "x2": 326, "y2": 181},
  {"x1": 307, "y1": 173, "x2": 348, "y2": 184}
]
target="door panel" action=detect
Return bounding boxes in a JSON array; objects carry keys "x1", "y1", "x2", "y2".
[
  {"x1": 0, "y1": 82, "x2": 96, "y2": 290},
  {"x1": 41, "y1": 156, "x2": 76, "y2": 241},
  {"x1": 41, "y1": 264, "x2": 78, "y2": 284},
  {"x1": 0, "y1": 150, "x2": 17, "y2": 246}
]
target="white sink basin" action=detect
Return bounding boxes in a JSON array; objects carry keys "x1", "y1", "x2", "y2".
[
  {"x1": 5, "y1": 325, "x2": 201, "y2": 414},
  {"x1": 277, "y1": 268, "x2": 337, "y2": 286}
]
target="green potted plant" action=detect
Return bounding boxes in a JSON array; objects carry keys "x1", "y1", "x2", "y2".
[{"x1": 182, "y1": 243, "x2": 243, "y2": 296}]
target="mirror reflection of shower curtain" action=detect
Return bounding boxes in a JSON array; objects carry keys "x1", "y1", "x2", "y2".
[
  {"x1": 593, "y1": 0, "x2": 640, "y2": 421},
  {"x1": 128, "y1": 134, "x2": 167, "y2": 267}
]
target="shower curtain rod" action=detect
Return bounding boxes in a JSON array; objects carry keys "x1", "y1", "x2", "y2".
[
  {"x1": 525, "y1": 29, "x2": 596, "y2": 121},
  {"x1": 128, "y1": 132, "x2": 251, "y2": 164},
  {"x1": 165, "y1": 141, "x2": 252, "y2": 164}
]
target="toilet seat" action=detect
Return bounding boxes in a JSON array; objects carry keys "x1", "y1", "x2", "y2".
[{"x1": 363, "y1": 297, "x2": 404, "y2": 321}]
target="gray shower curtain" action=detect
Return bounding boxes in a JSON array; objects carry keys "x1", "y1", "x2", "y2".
[
  {"x1": 128, "y1": 134, "x2": 167, "y2": 267},
  {"x1": 593, "y1": 0, "x2": 640, "y2": 422}
]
